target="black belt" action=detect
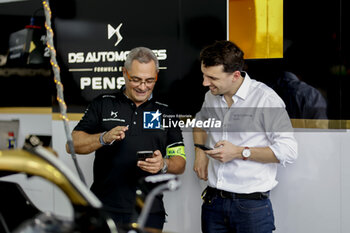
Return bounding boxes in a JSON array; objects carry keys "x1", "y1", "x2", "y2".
[{"x1": 205, "y1": 186, "x2": 269, "y2": 200}]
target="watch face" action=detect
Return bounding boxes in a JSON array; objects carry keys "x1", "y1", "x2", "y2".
[{"x1": 242, "y1": 148, "x2": 251, "y2": 157}]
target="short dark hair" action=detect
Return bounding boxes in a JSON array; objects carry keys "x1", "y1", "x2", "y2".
[{"x1": 199, "y1": 40, "x2": 244, "y2": 73}]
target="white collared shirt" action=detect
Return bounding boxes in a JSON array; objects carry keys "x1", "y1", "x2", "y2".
[{"x1": 195, "y1": 72, "x2": 298, "y2": 193}]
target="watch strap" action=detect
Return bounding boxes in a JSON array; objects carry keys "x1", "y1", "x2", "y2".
[
  {"x1": 160, "y1": 159, "x2": 168, "y2": 174},
  {"x1": 99, "y1": 131, "x2": 115, "y2": 146},
  {"x1": 99, "y1": 132, "x2": 107, "y2": 145}
]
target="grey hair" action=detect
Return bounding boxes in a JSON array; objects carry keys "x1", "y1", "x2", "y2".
[{"x1": 124, "y1": 47, "x2": 159, "y2": 71}]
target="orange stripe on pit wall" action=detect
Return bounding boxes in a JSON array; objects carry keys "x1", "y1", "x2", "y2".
[{"x1": 0, "y1": 107, "x2": 52, "y2": 114}]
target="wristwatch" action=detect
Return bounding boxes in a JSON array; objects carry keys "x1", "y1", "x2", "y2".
[
  {"x1": 160, "y1": 159, "x2": 168, "y2": 174},
  {"x1": 99, "y1": 132, "x2": 107, "y2": 145},
  {"x1": 99, "y1": 131, "x2": 114, "y2": 146},
  {"x1": 242, "y1": 147, "x2": 251, "y2": 160}
]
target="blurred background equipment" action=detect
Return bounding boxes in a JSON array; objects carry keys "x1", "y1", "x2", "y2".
[{"x1": 7, "y1": 8, "x2": 50, "y2": 66}]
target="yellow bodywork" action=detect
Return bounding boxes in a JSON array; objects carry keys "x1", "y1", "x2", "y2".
[{"x1": 0, "y1": 149, "x2": 88, "y2": 206}]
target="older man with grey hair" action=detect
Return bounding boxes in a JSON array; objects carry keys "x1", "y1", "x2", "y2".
[{"x1": 67, "y1": 47, "x2": 186, "y2": 232}]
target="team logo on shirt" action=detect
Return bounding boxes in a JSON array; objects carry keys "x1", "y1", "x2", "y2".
[
  {"x1": 143, "y1": 110, "x2": 162, "y2": 129},
  {"x1": 111, "y1": 111, "x2": 118, "y2": 118},
  {"x1": 102, "y1": 110, "x2": 125, "y2": 122}
]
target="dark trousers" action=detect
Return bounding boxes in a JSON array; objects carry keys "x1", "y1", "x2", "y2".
[{"x1": 201, "y1": 189, "x2": 275, "y2": 233}]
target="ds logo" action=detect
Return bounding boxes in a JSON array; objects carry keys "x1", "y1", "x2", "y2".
[
  {"x1": 107, "y1": 23, "x2": 123, "y2": 47},
  {"x1": 143, "y1": 110, "x2": 162, "y2": 129}
]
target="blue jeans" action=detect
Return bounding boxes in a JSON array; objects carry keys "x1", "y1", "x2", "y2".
[{"x1": 201, "y1": 194, "x2": 275, "y2": 233}]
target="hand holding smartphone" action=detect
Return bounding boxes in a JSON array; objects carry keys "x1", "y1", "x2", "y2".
[
  {"x1": 137, "y1": 150, "x2": 154, "y2": 161},
  {"x1": 194, "y1": 144, "x2": 213, "y2": 151}
]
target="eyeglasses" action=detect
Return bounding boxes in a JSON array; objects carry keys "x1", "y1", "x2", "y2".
[{"x1": 125, "y1": 70, "x2": 157, "y2": 86}]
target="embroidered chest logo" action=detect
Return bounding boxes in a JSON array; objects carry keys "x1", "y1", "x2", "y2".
[
  {"x1": 143, "y1": 110, "x2": 161, "y2": 129},
  {"x1": 102, "y1": 111, "x2": 125, "y2": 122},
  {"x1": 111, "y1": 111, "x2": 118, "y2": 118}
]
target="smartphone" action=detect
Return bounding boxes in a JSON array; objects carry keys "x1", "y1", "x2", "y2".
[
  {"x1": 194, "y1": 144, "x2": 213, "y2": 151},
  {"x1": 137, "y1": 150, "x2": 154, "y2": 161}
]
